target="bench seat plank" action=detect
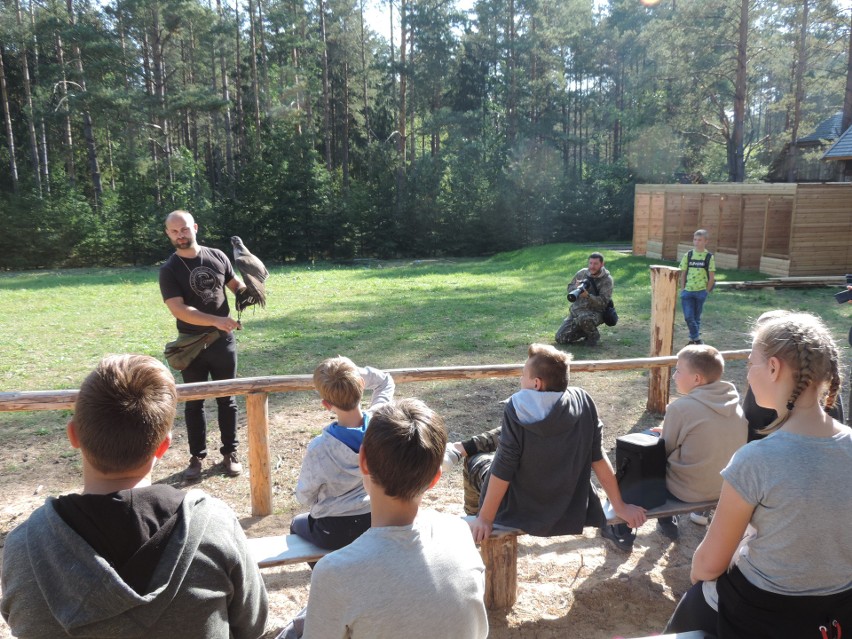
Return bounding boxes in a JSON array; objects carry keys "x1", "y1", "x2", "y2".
[
  {"x1": 630, "y1": 632, "x2": 714, "y2": 639},
  {"x1": 247, "y1": 534, "x2": 329, "y2": 568},
  {"x1": 603, "y1": 498, "x2": 718, "y2": 525}
]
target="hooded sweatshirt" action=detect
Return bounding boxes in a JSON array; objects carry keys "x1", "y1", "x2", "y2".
[
  {"x1": 662, "y1": 380, "x2": 748, "y2": 502},
  {"x1": 295, "y1": 367, "x2": 394, "y2": 519},
  {"x1": 483, "y1": 387, "x2": 606, "y2": 536},
  {"x1": 1, "y1": 488, "x2": 267, "y2": 639}
]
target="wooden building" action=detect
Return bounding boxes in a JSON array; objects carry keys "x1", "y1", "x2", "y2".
[{"x1": 633, "y1": 183, "x2": 852, "y2": 276}]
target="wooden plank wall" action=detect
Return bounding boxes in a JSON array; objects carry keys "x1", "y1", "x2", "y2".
[
  {"x1": 788, "y1": 184, "x2": 852, "y2": 276},
  {"x1": 633, "y1": 192, "x2": 651, "y2": 255}
]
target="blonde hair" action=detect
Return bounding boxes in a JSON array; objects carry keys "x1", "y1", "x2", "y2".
[
  {"x1": 527, "y1": 343, "x2": 572, "y2": 392},
  {"x1": 677, "y1": 344, "x2": 724, "y2": 383},
  {"x1": 313, "y1": 356, "x2": 363, "y2": 410},
  {"x1": 752, "y1": 312, "x2": 842, "y2": 433},
  {"x1": 74, "y1": 355, "x2": 176, "y2": 474}
]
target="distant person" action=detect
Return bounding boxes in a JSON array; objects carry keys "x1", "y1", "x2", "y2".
[
  {"x1": 291, "y1": 357, "x2": 395, "y2": 550},
  {"x1": 160, "y1": 209, "x2": 248, "y2": 480},
  {"x1": 666, "y1": 312, "x2": 852, "y2": 637},
  {"x1": 555, "y1": 252, "x2": 613, "y2": 347},
  {"x1": 650, "y1": 345, "x2": 747, "y2": 541},
  {"x1": 445, "y1": 343, "x2": 646, "y2": 552},
  {"x1": 280, "y1": 399, "x2": 489, "y2": 639},
  {"x1": 679, "y1": 229, "x2": 715, "y2": 345},
  {"x1": 1, "y1": 355, "x2": 268, "y2": 638}
]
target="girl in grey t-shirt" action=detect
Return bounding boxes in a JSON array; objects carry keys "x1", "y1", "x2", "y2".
[{"x1": 667, "y1": 311, "x2": 852, "y2": 638}]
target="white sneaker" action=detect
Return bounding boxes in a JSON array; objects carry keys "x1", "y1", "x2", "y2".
[
  {"x1": 690, "y1": 510, "x2": 712, "y2": 526},
  {"x1": 442, "y1": 444, "x2": 463, "y2": 472}
]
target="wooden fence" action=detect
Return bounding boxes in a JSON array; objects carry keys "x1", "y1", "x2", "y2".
[{"x1": 0, "y1": 352, "x2": 749, "y2": 516}]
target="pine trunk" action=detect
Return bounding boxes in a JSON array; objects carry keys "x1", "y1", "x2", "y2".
[
  {"x1": 66, "y1": 0, "x2": 102, "y2": 202},
  {"x1": 0, "y1": 45, "x2": 20, "y2": 192},
  {"x1": 730, "y1": 0, "x2": 747, "y2": 183},
  {"x1": 54, "y1": 30, "x2": 75, "y2": 187},
  {"x1": 15, "y1": 0, "x2": 42, "y2": 196},
  {"x1": 319, "y1": 0, "x2": 332, "y2": 170},
  {"x1": 787, "y1": 0, "x2": 808, "y2": 183}
]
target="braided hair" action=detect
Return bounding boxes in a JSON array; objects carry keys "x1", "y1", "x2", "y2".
[{"x1": 752, "y1": 312, "x2": 841, "y2": 434}]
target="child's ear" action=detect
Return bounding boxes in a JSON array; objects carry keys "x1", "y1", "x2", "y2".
[
  {"x1": 534, "y1": 377, "x2": 543, "y2": 391},
  {"x1": 358, "y1": 446, "x2": 370, "y2": 476},
  {"x1": 321, "y1": 399, "x2": 333, "y2": 411},
  {"x1": 426, "y1": 468, "x2": 442, "y2": 491},
  {"x1": 154, "y1": 432, "x2": 172, "y2": 460},
  {"x1": 66, "y1": 421, "x2": 81, "y2": 449}
]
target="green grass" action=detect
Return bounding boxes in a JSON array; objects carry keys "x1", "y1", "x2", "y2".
[{"x1": 1, "y1": 243, "x2": 849, "y2": 429}]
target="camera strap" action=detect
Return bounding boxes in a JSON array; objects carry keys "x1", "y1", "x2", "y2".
[{"x1": 586, "y1": 274, "x2": 600, "y2": 296}]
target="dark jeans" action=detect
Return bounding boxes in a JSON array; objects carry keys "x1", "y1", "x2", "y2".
[
  {"x1": 665, "y1": 581, "x2": 718, "y2": 635},
  {"x1": 681, "y1": 289, "x2": 709, "y2": 341},
  {"x1": 290, "y1": 512, "x2": 372, "y2": 551},
  {"x1": 181, "y1": 331, "x2": 238, "y2": 458}
]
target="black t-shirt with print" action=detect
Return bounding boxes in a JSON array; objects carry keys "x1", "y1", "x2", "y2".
[{"x1": 159, "y1": 247, "x2": 235, "y2": 334}]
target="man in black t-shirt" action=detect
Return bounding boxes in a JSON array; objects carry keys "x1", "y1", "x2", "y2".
[{"x1": 159, "y1": 210, "x2": 246, "y2": 480}]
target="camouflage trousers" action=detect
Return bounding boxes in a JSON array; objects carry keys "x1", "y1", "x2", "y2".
[
  {"x1": 555, "y1": 310, "x2": 602, "y2": 345},
  {"x1": 462, "y1": 427, "x2": 501, "y2": 515}
]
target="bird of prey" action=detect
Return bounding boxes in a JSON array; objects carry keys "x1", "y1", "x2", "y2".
[{"x1": 231, "y1": 236, "x2": 269, "y2": 314}]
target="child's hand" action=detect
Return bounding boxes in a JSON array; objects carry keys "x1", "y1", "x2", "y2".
[
  {"x1": 615, "y1": 503, "x2": 647, "y2": 529},
  {"x1": 468, "y1": 516, "x2": 493, "y2": 543},
  {"x1": 649, "y1": 425, "x2": 663, "y2": 435}
]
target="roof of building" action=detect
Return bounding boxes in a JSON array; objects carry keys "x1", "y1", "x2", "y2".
[
  {"x1": 822, "y1": 121, "x2": 852, "y2": 161},
  {"x1": 797, "y1": 112, "x2": 843, "y2": 145}
]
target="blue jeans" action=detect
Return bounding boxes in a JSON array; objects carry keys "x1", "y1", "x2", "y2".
[{"x1": 681, "y1": 289, "x2": 709, "y2": 341}]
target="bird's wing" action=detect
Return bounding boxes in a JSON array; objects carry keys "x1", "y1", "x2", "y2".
[{"x1": 235, "y1": 255, "x2": 268, "y2": 310}]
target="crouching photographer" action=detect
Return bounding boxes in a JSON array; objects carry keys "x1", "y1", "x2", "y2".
[{"x1": 555, "y1": 252, "x2": 614, "y2": 347}]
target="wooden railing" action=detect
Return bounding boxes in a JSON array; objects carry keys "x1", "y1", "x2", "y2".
[{"x1": 0, "y1": 352, "x2": 750, "y2": 516}]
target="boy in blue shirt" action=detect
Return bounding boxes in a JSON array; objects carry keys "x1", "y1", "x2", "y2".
[{"x1": 291, "y1": 356, "x2": 395, "y2": 550}]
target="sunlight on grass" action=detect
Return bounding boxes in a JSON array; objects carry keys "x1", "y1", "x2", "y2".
[{"x1": 0, "y1": 244, "x2": 849, "y2": 401}]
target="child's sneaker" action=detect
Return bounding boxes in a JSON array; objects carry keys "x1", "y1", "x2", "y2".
[
  {"x1": 690, "y1": 509, "x2": 713, "y2": 526},
  {"x1": 442, "y1": 444, "x2": 463, "y2": 472}
]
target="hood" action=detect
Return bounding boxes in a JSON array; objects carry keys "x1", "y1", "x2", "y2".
[
  {"x1": 510, "y1": 388, "x2": 582, "y2": 434},
  {"x1": 683, "y1": 380, "x2": 742, "y2": 417},
  {"x1": 26, "y1": 489, "x2": 211, "y2": 637}
]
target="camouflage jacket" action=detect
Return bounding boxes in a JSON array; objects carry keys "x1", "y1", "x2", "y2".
[{"x1": 567, "y1": 266, "x2": 613, "y2": 316}]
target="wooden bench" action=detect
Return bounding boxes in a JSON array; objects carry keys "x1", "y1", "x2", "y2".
[
  {"x1": 248, "y1": 499, "x2": 717, "y2": 612},
  {"x1": 247, "y1": 519, "x2": 524, "y2": 610},
  {"x1": 603, "y1": 497, "x2": 718, "y2": 525},
  {"x1": 630, "y1": 632, "x2": 714, "y2": 639}
]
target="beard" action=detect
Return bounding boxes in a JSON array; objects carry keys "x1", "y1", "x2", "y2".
[{"x1": 171, "y1": 237, "x2": 194, "y2": 250}]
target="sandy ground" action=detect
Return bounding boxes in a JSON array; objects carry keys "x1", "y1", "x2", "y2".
[{"x1": 0, "y1": 372, "x2": 710, "y2": 638}]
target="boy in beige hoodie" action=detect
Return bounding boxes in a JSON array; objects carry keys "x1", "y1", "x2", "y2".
[{"x1": 654, "y1": 344, "x2": 748, "y2": 539}]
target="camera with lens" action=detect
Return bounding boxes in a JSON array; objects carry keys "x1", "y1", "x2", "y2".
[
  {"x1": 568, "y1": 278, "x2": 590, "y2": 302},
  {"x1": 834, "y1": 274, "x2": 852, "y2": 304}
]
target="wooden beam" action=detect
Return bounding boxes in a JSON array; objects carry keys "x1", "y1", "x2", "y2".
[
  {"x1": 0, "y1": 354, "x2": 751, "y2": 413},
  {"x1": 648, "y1": 265, "x2": 680, "y2": 414},
  {"x1": 247, "y1": 392, "x2": 272, "y2": 516}
]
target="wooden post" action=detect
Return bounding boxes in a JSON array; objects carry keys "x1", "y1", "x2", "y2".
[
  {"x1": 479, "y1": 533, "x2": 518, "y2": 609},
  {"x1": 246, "y1": 392, "x2": 272, "y2": 516},
  {"x1": 648, "y1": 266, "x2": 680, "y2": 414}
]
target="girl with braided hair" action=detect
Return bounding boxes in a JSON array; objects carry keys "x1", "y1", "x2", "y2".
[{"x1": 666, "y1": 311, "x2": 852, "y2": 638}]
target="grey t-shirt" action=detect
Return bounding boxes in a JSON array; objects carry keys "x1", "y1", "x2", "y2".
[{"x1": 722, "y1": 426, "x2": 852, "y2": 595}]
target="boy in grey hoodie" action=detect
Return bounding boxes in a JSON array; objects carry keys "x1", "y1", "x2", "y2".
[
  {"x1": 1, "y1": 355, "x2": 267, "y2": 639},
  {"x1": 291, "y1": 356, "x2": 395, "y2": 550},
  {"x1": 454, "y1": 343, "x2": 646, "y2": 544}
]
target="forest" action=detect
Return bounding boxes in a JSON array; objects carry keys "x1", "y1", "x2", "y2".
[{"x1": 1, "y1": 0, "x2": 851, "y2": 268}]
